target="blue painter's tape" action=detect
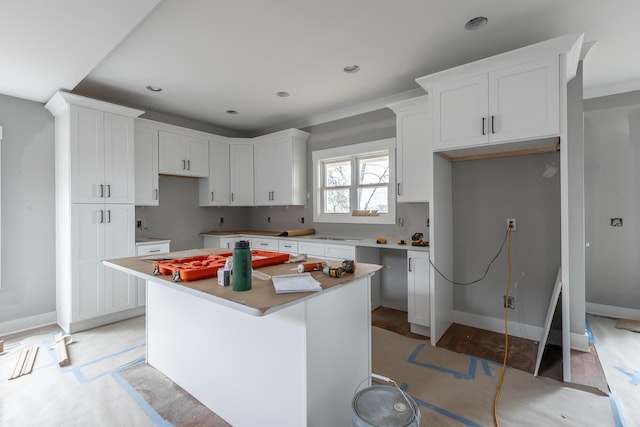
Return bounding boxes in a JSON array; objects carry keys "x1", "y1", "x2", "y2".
[
  {"x1": 400, "y1": 383, "x2": 483, "y2": 427},
  {"x1": 407, "y1": 343, "x2": 506, "y2": 380},
  {"x1": 112, "y1": 371, "x2": 173, "y2": 427},
  {"x1": 609, "y1": 393, "x2": 626, "y2": 427},
  {"x1": 61, "y1": 342, "x2": 146, "y2": 383},
  {"x1": 613, "y1": 366, "x2": 640, "y2": 386},
  {"x1": 585, "y1": 317, "x2": 596, "y2": 344}
]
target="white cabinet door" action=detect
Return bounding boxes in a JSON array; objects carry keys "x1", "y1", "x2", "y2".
[
  {"x1": 72, "y1": 204, "x2": 106, "y2": 320},
  {"x1": 186, "y1": 136, "x2": 210, "y2": 177},
  {"x1": 488, "y1": 56, "x2": 559, "y2": 143},
  {"x1": 324, "y1": 244, "x2": 356, "y2": 260},
  {"x1": 254, "y1": 138, "x2": 293, "y2": 205},
  {"x1": 407, "y1": 251, "x2": 430, "y2": 327},
  {"x1": 434, "y1": 74, "x2": 488, "y2": 151},
  {"x1": 391, "y1": 97, "x2": 431, "y2": 202},
  {"x1": 278, "y1": 240, "x2": 298, "y2": 254},
  {"x1": 229, "y1": 143, "x2": 254, "y2": 206},
  {"x1": 199, "y1": 139, "x2": 230, "y2": 206},
  {"x1": 253, "y1": 130, "x2": 307, "y2": 206},
  {"x1": 104, "y1": 113, "x2": 135, "y2": 204},
  {"x1": 159, "y1": 131, "x2": 210, "y2": 177},
  {"x1": 298, "y1": 241, "x2": 325, "y2": 258},
  {"x1": 71, "y1": 106, "x2": 105, "y2": 203},
  {"x1": 104, "y1": 205, "x2": 136, "y2": 313},
  {"x1": 134, "y1": 126, "x2": 159, "y2": 206}
]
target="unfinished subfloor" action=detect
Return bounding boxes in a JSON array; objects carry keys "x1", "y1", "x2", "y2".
[{"x1": 1, "y1": 310, "x2": 631, "y2": 426}]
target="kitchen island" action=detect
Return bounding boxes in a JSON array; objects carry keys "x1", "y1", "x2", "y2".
[{"x1": 104, "y1": 249, "x2": 381, "y2": 427}]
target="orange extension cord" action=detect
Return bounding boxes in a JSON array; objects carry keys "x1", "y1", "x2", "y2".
[{"x1": 493, "y1": 226, "x2": 513, "y2": 427}]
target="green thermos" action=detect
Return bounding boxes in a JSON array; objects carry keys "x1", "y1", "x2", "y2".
[{"x1": 232, "y1": 240, "x2": 252, "y2": 291}]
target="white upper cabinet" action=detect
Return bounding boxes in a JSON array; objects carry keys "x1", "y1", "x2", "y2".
[
  {"x1": 388, "y1": 96, "x2": 431, "y2": 203},
  {"x1": 159, "y1": 130, "x2": 209, "y2": 177},
  {"x1": 199, "y1": 137, "x2": 231, "y2": 206},
  {"x1": 253, "y1": 129, "x2": 309, "y2": 206},
  {"x1": 134, "y1": 125, "x2": 159, "y2": 206},
  {"x1": 229, "y1": 141, "x2": 255, "y2": 206},
  {"x1": 432, "y1": 56, "x2": 559, "y2": 151},
  {"x1": 68, "y1": 106, "x2": 135, "y2": 204}
]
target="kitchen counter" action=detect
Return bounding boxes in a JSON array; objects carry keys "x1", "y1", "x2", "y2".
[
  {"x1": 200, "y1": 230, "x2": 429, "y2": 252},
  {"x1": 104, "y1": 248, "x2": 379, "y2": 426}
]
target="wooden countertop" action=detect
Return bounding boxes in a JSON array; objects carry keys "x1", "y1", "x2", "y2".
[{"x1": 104, "y1": 248, "x2": 381, "y2": 316}]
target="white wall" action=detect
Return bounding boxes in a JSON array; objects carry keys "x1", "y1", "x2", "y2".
[
  {"x1": 0, "y1": 94, "x2": 56, "y2": 328},
  {"x1": 584, "y1": 91, "x2": 640, "y2": 312},
  {"x1": 451, "y1": 152, "x2": 561, "y2": 330}
]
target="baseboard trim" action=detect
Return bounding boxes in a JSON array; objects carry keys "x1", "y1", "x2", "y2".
[
  {"x1": 65, "y1": 307, "x2": 146, "y2": 333},
  {"x1": 0, "y1": 311, "x2": 57, "y2": 336},
  {"x1": 453, "y1": 310, "x2": 542, "y2": 342},
  {"x1": 586, "y1": 302, "x2": 640, "y2": 321}
]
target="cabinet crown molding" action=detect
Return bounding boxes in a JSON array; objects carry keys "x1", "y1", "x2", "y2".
[
  {"x1": 416, "y1": 33, "x2": 584, "y2": 90},
  {"x1": 45, "y1": 91, "x2": 144, "y2": 118}
]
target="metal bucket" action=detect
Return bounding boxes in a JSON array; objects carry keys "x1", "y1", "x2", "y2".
[{"x1": 352, "y1": 385, "x2": 421, "y2": 427}]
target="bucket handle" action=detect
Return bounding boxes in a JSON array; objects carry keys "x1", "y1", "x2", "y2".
[{"x1": 369, "y1": 373, "x2": 419, "y2": 422}]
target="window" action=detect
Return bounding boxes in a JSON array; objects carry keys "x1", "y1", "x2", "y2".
[{"x1": 313, "y1": 138, "x2": 396, "y2": 224}]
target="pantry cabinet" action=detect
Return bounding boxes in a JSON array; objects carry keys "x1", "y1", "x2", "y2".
[
  {"x1": 68, "y1": 105, "x2": 135, "y2": 204},
  {"x1": 46, "y1": 91, "x2": 144, "y2": 333},
  {"x1": 387, "y1": 95, "x2": 431, "y2": 202},
  {"x1": 407, "y1": 251, "x2": 430, "y2": 333},
  {"x1": 429, "y1": 55, "x2": 559, "y2": 151},
  {"x1": 229, "y1": 141, "x2": 255, "y2": 206},
  {"x1": 159, "y1": 130, "x2": 209, "y2": 177},
  {"x1": 253, "y1": 129, "x2": 309, "y2": 206},
  {"x1": 134, "y1": 125, "x2": 159, "y2": 206},
  {"x1": 199, "y1": 137, "x2": 230, "y2": 206}
]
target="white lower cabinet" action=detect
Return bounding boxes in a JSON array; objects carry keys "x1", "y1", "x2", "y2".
[
  {"x1": 278, "y1": 240, "x2": 298, "y2": 254},
  {"x1": 136, "y1": 241, "x2": 170, "y2": 307},
  {"x1": 251, "y1": 237, "x2": 279, "y2": 251},
  {"x1": 202, "y1": 235, "x2": 246, "y2": 250},
  {"x1": 407, "y1": 250, "x2": 430, "y2": 330},
  {"x1": 71, "y1": 204, "x2": 136, "y2": 324},
  {"x1": 324, "y1": 244, "x2": 356, "y2": 260}
]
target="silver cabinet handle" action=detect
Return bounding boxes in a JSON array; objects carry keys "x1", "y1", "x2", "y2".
[
  {"x1": 482, "y1": 117, "x2": 486, "y2": 135},
  {"x1": 187, "y1": 160, "x2": 191, "y2": 170},
  {"x1": 211, "y1": 191, "x2": 214, "y2": 202},
  {"x1": 397, "y1": 183, "x2": 401, "y2": 196},
  {"x1": 148, "y1": 249, "x2": 161, "y2": 253},
  {"x1": 182, "y1": 159, "x2": 186, "y2": 170},
  {"x1": 106, "y1": 210, "x2": 111, "y2": 223},
  {"x1": 271, "y1": 191, "x2": 275, "y2": 201},
  {"x1": 283, "y1": 244, "x2": 292, "y2": 248},
  {"x1": 260, "y1": 242, "x2": 268, "y2": 246},
  {"x1": 491, "y1": 115, "x2": 496, "y2": 134},
  {"x1": 408, "y1": 258, "x2": 413, "y2": 272},
  {"x1": 231, "y1": 192, "x2": 234, "y2": 202},
  {"x1": 106, "y1": 184, "x2": 111, "y2": 198},
  {"x1": 99, "y1": 184, "x2": 104, "y2": 198},
  {"x1": 99, "y1": 210, "x2": 104, "y2": 223},
  {"x1": 154, "y1": 189, "x2": 159, "y2": 200}
]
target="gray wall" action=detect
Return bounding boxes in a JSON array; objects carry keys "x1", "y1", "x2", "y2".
[
  {"x1": 584, "y1": 91, "x2": 640, "y2": 310},
  {"x1": 451, "y1": 152, "x2": 561, "y2": 327},
  {"x1": 0, "y1": 94, "x2": 56, "y2": 323}
]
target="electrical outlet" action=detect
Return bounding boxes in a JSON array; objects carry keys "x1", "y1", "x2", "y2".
[
  {"x1": 298, "y1": 217, "x2": 305, "y2": 224},
  {"x1": 135, "y1": 218, "x2": 146, "y2": 229},
  {"x1": 220, "y1": 217, "x2": 224, "y2": 224},
  {"x1": 267, "y1": 216, "x2": 271, "y2": 223},
  {"x1": 504, "y1": 295, "x2": 515, "y2": 309},
  {"x1": 507, "y1": 218, "x2": 516, "y2": 231}
]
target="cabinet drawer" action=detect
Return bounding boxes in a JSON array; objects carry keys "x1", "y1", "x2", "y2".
[
  {"x1": 298, "y1": 241, "x2": 325, "y2": 258},
  {"x1": 324, "y1": 244, "x2": 356, "y2": 260},
  {"x1": 137, "y1": 243, "x2": 170, "y2": 256},
  {"x1": 251, "y1": 237, "x2": 279, "y2": 251},
  {"x1": 278, "y1": 240, "x2": 298, "y2": 254}
]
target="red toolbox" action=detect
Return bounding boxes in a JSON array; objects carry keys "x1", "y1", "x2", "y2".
[{"x1": 153, "y1": 250, "x2": 290, "y2": 282}]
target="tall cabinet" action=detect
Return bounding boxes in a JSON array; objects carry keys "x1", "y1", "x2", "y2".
[{"x1": 46, "y1": 91, "x2": 144, "y2": 333}]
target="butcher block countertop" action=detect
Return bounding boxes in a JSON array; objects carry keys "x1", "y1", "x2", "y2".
[
  {"x1": 104, "y1": 248, "x2": 381, "y2": 316},
  {"x1": 201, "y1": 228, "x2": 316, "y2": 237}
]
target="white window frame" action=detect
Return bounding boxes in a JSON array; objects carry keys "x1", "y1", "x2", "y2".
[{"x1": 312, "y1": 138, "x2": 396, "y2": 224}]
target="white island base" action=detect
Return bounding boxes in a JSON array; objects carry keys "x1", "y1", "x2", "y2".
[{"x1": 146, "y1": 274, "x2": 372, "y2": 426}]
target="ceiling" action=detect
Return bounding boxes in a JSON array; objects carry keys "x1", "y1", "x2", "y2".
[{"x1": 3, "y1": 0, "x2": 640, "y2": 135}]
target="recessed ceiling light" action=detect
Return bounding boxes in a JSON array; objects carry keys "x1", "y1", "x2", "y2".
[
  {"x1": 226, "y1": 110, "x2": 239, "y2": 115},
  {"x1": 465, "y1": 16, "x2": 488, "y2": 31},
  {"x1": 277, "y1": 91, "x2": 290, "y2": 98},
  {"x1": 343, "y1": 65, "x2": 360, "y2": 74},
  {"x1": 146, "y1": 85, "x2": 163, "y2": 92}
]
